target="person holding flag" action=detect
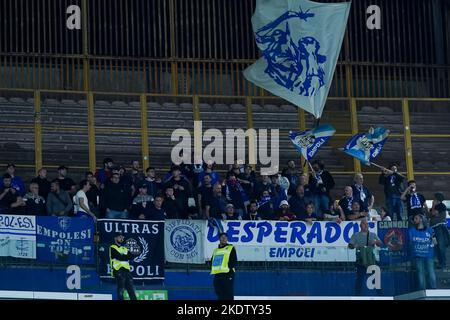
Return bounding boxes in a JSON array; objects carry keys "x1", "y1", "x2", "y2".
[
  {"x1": 309, "y1": 159, "x2": 335, "y2": 215},
  {"x1": 109, "y1": 231, "x2": 138, "y2": 300},
  {"x1": 378, "y1": 162, "x2": 405, "y2": 221}
]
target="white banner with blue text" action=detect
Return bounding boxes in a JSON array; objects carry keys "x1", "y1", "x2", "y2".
[
  {"x1": 0, "y1": 215, "x2": 36, "y2": 259},
  {"x1": 204, "y1": 220, "x2": 377, "y2": 262}
]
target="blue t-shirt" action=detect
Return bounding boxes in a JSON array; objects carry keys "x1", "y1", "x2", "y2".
[{"x1": 408, "y1": 227, "x2": 434, "y2": 258}]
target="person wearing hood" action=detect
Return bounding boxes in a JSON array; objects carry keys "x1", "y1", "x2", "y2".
[
  {"x1": 276, "y1": 200, "x2": 297, "y2": 221},
  {"x1": 408, "y1": 212, "x2": 437, "y2": 290}
]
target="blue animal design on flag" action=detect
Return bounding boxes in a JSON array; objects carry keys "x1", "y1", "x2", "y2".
[
  {"x1": 342, "y1": 127, "x2": 390, "y2": 165},
  {"x1": 244, "y1": 0, "x2": 351, "y2": 118},
  {"x1": 289, "y1": 124, "x2": 336, "y2": 162},
  {"x1": 255, "y1": 9, "x2": 326, "y2": 97}
]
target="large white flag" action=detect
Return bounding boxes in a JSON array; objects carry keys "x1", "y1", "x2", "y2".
[{"x1": 244, "y1": 0, "x2": 351, "y2": 118}]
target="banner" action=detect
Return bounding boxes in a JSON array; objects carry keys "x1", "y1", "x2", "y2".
[
  {"x1": 165, "y1": 219, "x2": 205, "y2": 264},
  {"x1": 97, "y1": 219, "x2": 165, "y2": 280},
  {"x1": 36, "y1": 216, "x2": 95, "y2": 264},
  {"x1": 124, "y1": 290, "x2": 168, "y2": 300},
  {"x1": 341, "y1": 127, "x2": 390, "y2": 165},
  {"x1": 289, "y1": 124, "x2": 336, "y2": 161},
  {"x1": 0, "y1": 215, "x2": 36, "y2": 259},
  {"x1": 243, "y1": 0, "x2": 351, "y2": 118},
  {"x1": 377, "y1": 220, "x2": 409, "y2": 265},
  {"x1": 205, "y1": 220, "x2": 377, "y2": 262}
]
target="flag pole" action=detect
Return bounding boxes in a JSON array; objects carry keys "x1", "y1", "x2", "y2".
[
  {"x1": 307, "y1": 160, "x2": 315, "y2": 175},
  {"x1": 370, "y1": 162, "x2": 406, "y2": 178}
]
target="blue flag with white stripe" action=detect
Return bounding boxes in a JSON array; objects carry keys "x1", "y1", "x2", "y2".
[
  {"x1": 243, "y1": 0, "x2": 351, "y2": 119},
  {"x1": 289, "y1": 124, "x2": 336, "y2": 161},
  {"x1": 342, "y1": 127, "x2": 390, "y2": 166}
]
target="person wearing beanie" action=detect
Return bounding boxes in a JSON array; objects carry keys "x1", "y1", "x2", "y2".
[
  {"x1": 275, "y1": 200, "x2": 297, "y2": 221},
  {"x1": 408, "y1": 212, "x2": 437, "y2": 290},
  {"x1": 427, "y1": 192, "x2": 449, "y2": 269}
]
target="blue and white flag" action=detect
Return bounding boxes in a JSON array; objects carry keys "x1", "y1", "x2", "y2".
[
  {"x1": 243, "y1": 0, "x2": 351, "y2": 118},
  {"x1": 289, "y1": 124, "x2": 336, "y2": 161},
  {"x1": 342, "y1": 127, "x2": 390, "y2": 165}
]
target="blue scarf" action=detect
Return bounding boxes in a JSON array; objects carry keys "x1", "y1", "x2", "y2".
[
  {"x1": 226, "y1": 181, "x2": 249, "y2": 203},
  {"x1": 346, "y1": 196, "x2": 353, "y2": 211},
  {"x1": 259, "y1": 196, "x2": 272, "y2": 207},
  {"x1": 410, "y1": 193, "x2": 421, "y2": 209}
]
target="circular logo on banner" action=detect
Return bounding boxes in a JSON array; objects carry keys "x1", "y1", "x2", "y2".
[
  {"x1": 384, "y1": 229, "x2": 404, "y2": 252},
  {"x1": 170, "y1": 226, "x2": 197, "y2": 253},
  {"x1": 125, "y1": 238, "x2": 142, "y2": 255}
]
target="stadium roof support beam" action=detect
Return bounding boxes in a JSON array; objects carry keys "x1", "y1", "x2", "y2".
[
  {"x1": 34, "y1": 91, "x2": 42, "y2": 175},
  {"x1": 246, "y1": 97, "x2": 256, "y2": 169},
  {"x1": 402, "y1": 99, "x2": 415, "y2": 181},
  {"x1": 140, "y1": 94, "x2": 150, "y2": 170}
]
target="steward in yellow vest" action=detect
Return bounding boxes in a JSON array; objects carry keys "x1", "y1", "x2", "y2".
[
  {"x1": 109, "y1": 231, "x2": 137, "y2": 300},
  {"x1": 210, "y1": 232, "x2": 237, "y2": 300}
]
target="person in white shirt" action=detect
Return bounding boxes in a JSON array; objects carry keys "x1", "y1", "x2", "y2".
[{"x1": 73, "y1": 180, "x2": 97, "y2": 220}]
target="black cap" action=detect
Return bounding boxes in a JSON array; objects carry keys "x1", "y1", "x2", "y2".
[
  {"x1": 138, "y1": 183, "x2": 148, "y2": 189},
  {"x1": 114, "y1": 231, "x2": 124, "y2": 238},
  {"x1": 58, "y1": 165, "x2": 68, "y2": 171},
  {"x1": 435, "y1": 192, "x2": 445, "y2": 202},
  {"x1": 6, "y1": 163, "x2": 15, "y2": 168}
]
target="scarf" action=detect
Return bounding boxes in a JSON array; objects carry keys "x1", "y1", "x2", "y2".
[
  {"x1": 259, "y1": 196, "x2": 272, "y2": 207},
  {"x1": 346, "y1": 196, "x2": 353, "y2": 211},
  {"x1": 410, "y1": 192, "x2": 421, "y2": 209},
  {"x1": 355, "y1": 185, "x2": 366, "y2": 203},
  {"x1": 389, "y1": 175, "x2": 395, "y2": 186},
  {"x1": 226, "y1": 181, "x2": 248, "y2": 203},
  {"x1": 315, "y1": 170, "x2": 324, "y2": 185}
]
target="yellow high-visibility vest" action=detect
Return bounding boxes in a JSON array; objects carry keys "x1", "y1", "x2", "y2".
[
  {"x1": 210, "y1": 244, "x2": 234, "y2": 275},
  {"x1": 109, "y1": 244, "x2": 131, "y2": 275}
]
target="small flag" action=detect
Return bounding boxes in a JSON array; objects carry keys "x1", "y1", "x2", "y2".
[
  {"x1": 341, "y1": 127, "x2": 390, "y2": 165},
  {"x1": 289, "y1": 124, "x2": 336, "y2": 162}
]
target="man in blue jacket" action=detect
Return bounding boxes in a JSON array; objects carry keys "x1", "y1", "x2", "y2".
[{"x1": 408, "y1": 212, "x2": 437, "y2": 290}]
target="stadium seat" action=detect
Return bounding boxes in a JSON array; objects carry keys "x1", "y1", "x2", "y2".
[{"x1": 360, "y1": 106, "x2": 377, "y2": 113}]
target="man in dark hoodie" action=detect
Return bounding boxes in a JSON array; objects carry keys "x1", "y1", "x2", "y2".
[
  {"x1": 164, "y1": 166, "x2": 192, "y2": 218},
  {"x1": 309, "y1": 159, "x2": 335, "y2": 215},
  {"x1": 163, "y1": 186, "x2": 183, "y2": 219},
  {"x1": 30, "y1": 168, "x2": 51, "y2": 200},
  {"x1": 102, "y1": 173, "x2": 130, "y2": 219}
]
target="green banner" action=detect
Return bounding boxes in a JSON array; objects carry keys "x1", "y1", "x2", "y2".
[{"x1": 124, "y1": 290, "x2": 168, "y2": 300}]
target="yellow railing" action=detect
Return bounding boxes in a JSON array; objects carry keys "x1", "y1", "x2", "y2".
[{"x1": 0, "y1": 87, "x2": 449, "y2": 180}]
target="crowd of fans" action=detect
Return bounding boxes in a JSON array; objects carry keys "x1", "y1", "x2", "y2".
[{"x1": 0, "y1": 159, "x2": 445, "y2": 225}]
